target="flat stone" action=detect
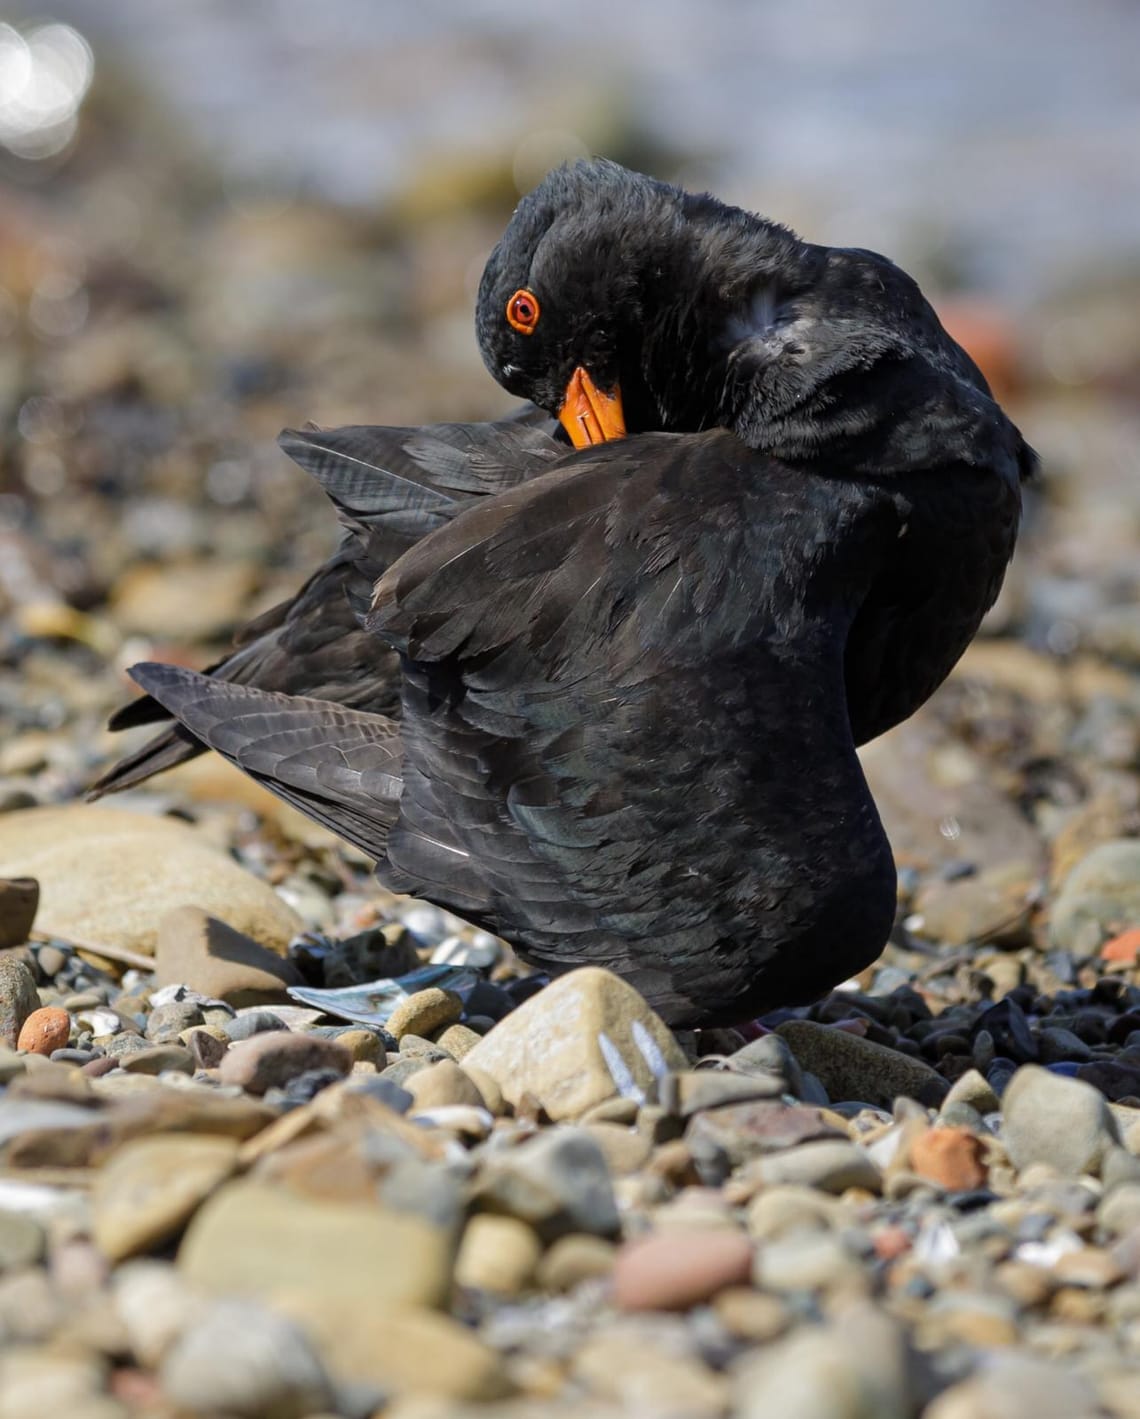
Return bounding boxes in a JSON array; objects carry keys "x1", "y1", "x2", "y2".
[
  {"x1": 179, "y1": 1180, "x2": 453, "y2": 1308},
  {"x1": 0, "y1": 1210, "x2": 45, "y2": 1271},
  {"x1": 922, "y1": 1353, "x2": 1097, "y2": 1419},
  {"x1": 160, "y1": 1298, "x2": 333, "y2": 1419},
  {"x1": 658, "y1": 1069, "x2": 784, "y2": 1117},
  {"x1": 0, "y1": 956, "x2": 39, "y2": 1050},
  {"x1": 0, "y1": 806, "x2": 301, "y2": 956},
  {"x1": 218, "y1": 1032, "x2": 352, "y2": 1095},
  {"x1": 455, "y1": 1215, "x2": 542, "y2": 1294},
  {"x1": 0, "y1": 1349, "x2": 113, "y2": 1416},
  {"x1": 155, "y1": 906, "x2": 301, "y2": 1005},
  {"x1": 733, "y1": 1305, "x2": 912, "y2": 1419},
  {"x1": 120, "y1": 1045, "x2": 195, "y2": 1076},
  {"x1": 1002, "y1": 1065, "x2": 1121, "y2": 1176},
  {"x1": 278, "y1": 1295, "x2": 512, "y2": 1403},
  {"x1": 753, "y1": 1231, "x2": 867, "y2": 1292},
  {"x1": 463, "y1": 967, "x2": 686, "y2": 1121},
  {"x1": 777, "y1": 1021, "x2": 947, "y2": 1108},
  {"x1": 746, "y1": 1185, "x2": 843, "y2": 1241},
  {"x1": 750, "y1": 1139, "x2": 882, "y2": 1194},
  {"x1": 386, "y1": 988, "x2": 463, "y2": 1041},
  {"x1": 92, "y1": 1135, "x2": 240, "y2": 1261},
  {"x1": 534, "y1": 1233, "x2": 617, "y2": 1292},
  {"x1": 686, "y1": 1100, "x2": 843, "y2": 1168},
  {"x1": 0, "y1": 878, "x2": 38, "y2": 949},
  {"x1": 473, "y1": 1126, "x2": 620, "y2": 1242},
  {"x1": 713, "y1": 1287, "x2": 791, "y2": 1343},
  {"x1": 613, "y1": 1227, "x2": 753, "y2": 1310},
  {"x1": 406, "y1": 1059, "x2": 485, "y2": 1112},
  {"x1": 583, "y1": 1121, "x2": 653, "y2": 1175},
  {"x1": 921, "y1": 1290, "x2": 1020, "y2": 1347},
  {"x1": 573, "y1": 1333, "x2": 728, "y2": 1417},
  {"x1": 16, "y1": 1006, "x2": 69, "y2": 1057}
]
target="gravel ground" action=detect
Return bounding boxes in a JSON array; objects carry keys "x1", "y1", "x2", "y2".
[{"x1": 1, "y1": 51, "x2": 1139, "y2": 1419}]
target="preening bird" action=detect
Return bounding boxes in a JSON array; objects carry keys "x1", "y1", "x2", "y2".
[{"x1": 105, "y1": 160, "x2": 1035, "y2": 1024}]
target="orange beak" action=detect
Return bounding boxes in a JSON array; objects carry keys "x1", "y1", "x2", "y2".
[{"x1": 558, "y1": 366, "x2": 626, "y2": 448}]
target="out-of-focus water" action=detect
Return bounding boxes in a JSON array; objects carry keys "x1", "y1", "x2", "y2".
[{"x1": 18, "y1": 0, "x2": 1140, "y2": 301}]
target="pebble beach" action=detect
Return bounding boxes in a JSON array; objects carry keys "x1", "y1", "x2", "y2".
[{"x1": 2, "y1": 9, "x2": 1140, "y2": 1418}]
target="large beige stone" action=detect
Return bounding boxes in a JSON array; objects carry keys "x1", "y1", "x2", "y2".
[
  {"x1": 155, "y1": 906, "x2": 301, "y2": 1004},
  {"x1": 277, "y1": 1296, "x2": 512, "y2": 1402},
  {"x1": 0, "y1": 806, "x2": 301, "y2": 956},
  {"x1": 463, "y1": 967, "x2": 686, "y2": 1122},
  {"x1": 92, "y1": 1135, "x2": 240, "y2": 1261},
  {"x1": 179, "y1": 1180, "x2": 453, "y2": 1309}
]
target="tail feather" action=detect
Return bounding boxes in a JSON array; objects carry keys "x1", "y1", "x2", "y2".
[
  {"x1": 86, "y1": 724, "x2": 203, "y2": 800},
  {"x1": 128, "y1": 664, "x2": 403, "y2": 862}
]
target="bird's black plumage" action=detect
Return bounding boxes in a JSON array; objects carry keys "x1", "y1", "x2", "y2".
[
  {"x1": 88, "y1": 415, "x2": 563, "y2": 796},
  {"x1": 134, "y1": 429, "x2": 901, "y2": 1025},
  {"x1": 101, "y1": 159, "x2": 1035, "y2": 1023}
]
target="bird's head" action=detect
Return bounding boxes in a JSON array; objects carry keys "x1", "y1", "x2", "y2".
[{"x1": 477, "y1": 158, "x2": 1034, "y2": 482}]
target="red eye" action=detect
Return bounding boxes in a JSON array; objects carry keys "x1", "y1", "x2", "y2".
[{"x1": 506, "y1": 288, "x2": 540, "y2": 334}]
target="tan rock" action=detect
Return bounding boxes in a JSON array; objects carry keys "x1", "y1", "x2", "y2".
[
  {"x1": 535, "y1": 1233, "x2": 616, "y2": 1292},
  {"x1": 179, "y1": 1180, "x2": 453, "y2": 1308},
  {"x1": 573, "y1": 1333, "x2": 727, "y2": 1415},
  {"x1": 0, "y1": 806, "x2": 301, "y2": 956},
  {"x1": 277, "y1": 1296, "x2": 512, "y2": 1402},
  {"x1": 460, "y1": 1063, "x2": 504, "y2": 1115},
  {"x1": 92, "y1": 1135, "x2": 240, "y2": 1261},
  {"x1": 333, "y1": 1029, "x2": 383, "y2": 1064},
  {"x1": 455, "y1": 1215, "x2": 541, "y2": 1294},
  {"x1": 583, "y1": 1122, "x2": 653, "y2": 1175},
  {"x1": 713, "y1": 1287, "x2": 791, "y2": 1342},
  {"x1": 407, "y1": 1059, "x2": 485, "y2": 1111},
  {"x1": 154, "y1": 906, "x2": 301, "y2": 1004},
  {"x1": 387, "y1": 988, "x2": 463, "y2": 1041},
  {"x1": 435, "y1": 1024, "x2": 481, "y2": 1060},
  {"x1": 463, "y1": 967, "x2": 687, "y2": 1121}
]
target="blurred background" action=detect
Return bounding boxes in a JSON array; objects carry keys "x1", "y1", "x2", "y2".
[{"x1": 0, "y1": 0, "x2": 1138, "y2": 856}]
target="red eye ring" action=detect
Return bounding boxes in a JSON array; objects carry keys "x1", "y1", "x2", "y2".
[{"x1": 506, "y1": 288, "x2": 540, "y2": 335}]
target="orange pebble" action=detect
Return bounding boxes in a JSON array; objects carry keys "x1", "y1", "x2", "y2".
[
  {"x1": 909, "y1": 1125, "x2": 988, "y2": 1191},
  {"x1": 1100, "y1": 929, "x2": 1140, "y2": 965},
  {"x1": 17, "y1": 1005, "x2": 71, "y2": 1056}
]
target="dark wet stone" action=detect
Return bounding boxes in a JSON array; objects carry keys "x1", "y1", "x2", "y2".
[
  {"x1": 264, "y1": 1066, "x2": 346, "y2": 1109},
  {"x1": 1076, "y1": 1059, "x2": 1140, "y2": 1102},
  {"x1": 353, "y1": 1075, "x2": 414, "y2": 1114},
  {"x1": 973, "y1": 999, "x2": 1038, "y2": 1063},
  {"x1": 986, "y1": 1058, "x2": 1019, "y2": 1095},
  {"x1": 464, "y1": 981, "x2": 515, "y2": 1021}
]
